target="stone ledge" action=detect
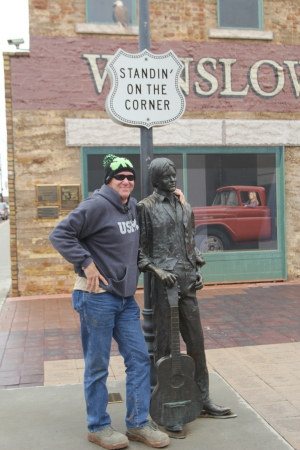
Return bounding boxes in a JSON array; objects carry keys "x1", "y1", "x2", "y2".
[
  {"x1": 209, "y1": 28, "x2": 273, "y2": 40},
  {"x1": 65, "y1": 118, "x2": 300, "y2": 147},
  {"x1": 65, "y1": 118, "x2": 223, "y2": 147},
  {"x1": 225, "y1": 119, "x2": 300, "y2": 146},
  {"x1": 75, "y1": 23, "x2": 138, "y2": 35}
]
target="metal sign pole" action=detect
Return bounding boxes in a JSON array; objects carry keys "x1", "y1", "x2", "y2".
[{"x1": 138, "y1": 0, "x2": 155, "y2": 388}]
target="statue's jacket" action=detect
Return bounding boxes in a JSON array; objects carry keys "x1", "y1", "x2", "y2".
[
  {"x1": 49, "y1": 184, "x2": 140, "y2": 297},
  {"x1": 137, "y1": 191, "x2": 204, "y2": 272}
]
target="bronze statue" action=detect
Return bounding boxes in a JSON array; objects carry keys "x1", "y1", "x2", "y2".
[{"x1": 137, "y1": 158, "x2": 232, "y2": 432}]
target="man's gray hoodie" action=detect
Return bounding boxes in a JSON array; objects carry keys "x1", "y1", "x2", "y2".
[{"x1": 49, "y1": 184, "x2": 140, "y2": 297}]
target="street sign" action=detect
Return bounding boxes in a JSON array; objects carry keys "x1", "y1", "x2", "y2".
[{"x1": 106, "y1": 48, "x2": 186, "y2": 129}]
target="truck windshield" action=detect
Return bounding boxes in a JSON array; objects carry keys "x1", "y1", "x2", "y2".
[{"x1": 212, "y1": 190, "x2": 238, "y2": 206}]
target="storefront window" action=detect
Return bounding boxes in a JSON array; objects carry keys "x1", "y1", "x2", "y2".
[
  {"x1": 187, "y1": 152, "x2": 277, "y2": 253},
  {"x1": 86, "y1": 152, "x2": 277, "y2": 254},
  {"x1": 83, "y1": 146, "x2": 285, "y2": 282}
]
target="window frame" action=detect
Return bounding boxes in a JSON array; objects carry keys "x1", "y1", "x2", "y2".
[{"x1": 217, "y1": 0, "x2": 263, "y2": 30}]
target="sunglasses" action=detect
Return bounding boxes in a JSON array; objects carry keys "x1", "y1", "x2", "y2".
[{"x1": 113, "y1": 174, "x2": 135, "y2": 181}]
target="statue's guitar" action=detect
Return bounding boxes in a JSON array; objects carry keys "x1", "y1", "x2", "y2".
[{"x1": 150, "y1": 282, "x2": 203, "y2": 429}]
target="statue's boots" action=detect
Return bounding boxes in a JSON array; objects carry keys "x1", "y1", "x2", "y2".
[
  {"x1": 164, "y1": 424, "x2": 183, "y2": 432},
  {"x1": 202, "y1": 398, "x2": 231, "y2": 416}
]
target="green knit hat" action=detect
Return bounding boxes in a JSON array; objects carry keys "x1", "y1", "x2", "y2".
[{"x1": 103, "y1": 154, "x2": 136, "y2": 184}]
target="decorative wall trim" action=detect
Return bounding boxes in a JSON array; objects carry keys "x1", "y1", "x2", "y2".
[
  {"x1": 225, "y1": 120, "x2": 300, "y2": 146},
  {"x1": 65, "y1": 119, "x2": 223, "y2": 146},
  {"x1": 75, "y1": 23, "x2": 138, "y2": 35},
  {"x1": 65, "y1": 118, "x2": 300, "y2": 147},
  {"x1": 209, "y1": 28, "x2": 273, "y2": 40}
]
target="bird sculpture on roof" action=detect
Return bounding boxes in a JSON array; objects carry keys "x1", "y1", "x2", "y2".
[{"x1": 113, "y1": 1, "x2": 129, "y2": 28}]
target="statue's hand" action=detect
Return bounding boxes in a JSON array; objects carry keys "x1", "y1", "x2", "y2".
[
  {"x1": 155, "y1": 268, "x2": 178, "y2": 288},
  {"x1": 195, "y1": 267, "x2": 204, "y2": 290}
]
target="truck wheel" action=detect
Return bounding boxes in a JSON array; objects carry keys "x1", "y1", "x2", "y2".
[{"x1": 196, "y1": 228, "x2": 230, "y2": 253}]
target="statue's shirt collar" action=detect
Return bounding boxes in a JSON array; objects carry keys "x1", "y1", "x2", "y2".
[{"x1": 153, "y1": 191, "x2": 177, "y2": 206}]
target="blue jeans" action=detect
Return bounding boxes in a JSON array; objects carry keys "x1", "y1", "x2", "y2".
[{"x1": 72, "y1": 290, "x2": 151, "y2": 432}]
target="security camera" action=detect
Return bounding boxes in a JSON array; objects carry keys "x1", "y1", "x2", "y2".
[{"x1": 7, "y1": 38, "x2": 25, "y2": 49}]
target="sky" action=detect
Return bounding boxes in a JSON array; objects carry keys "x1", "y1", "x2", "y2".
[{"x1": 0, "y1": 0, "x2": 29, "y2": 198}]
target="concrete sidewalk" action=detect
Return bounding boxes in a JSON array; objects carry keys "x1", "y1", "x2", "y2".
[
  {"x1": 0, "y1": 373, "x2": 293, "y2": 450},
  {"x1": 1, "y1": 282, "x2": 300, "y2": 449}
]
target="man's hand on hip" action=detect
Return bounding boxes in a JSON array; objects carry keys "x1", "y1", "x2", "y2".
[{"x1": 83, "y1": 262, "x2": 108, "y2": 293}]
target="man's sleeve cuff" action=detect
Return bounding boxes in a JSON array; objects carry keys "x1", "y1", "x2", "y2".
[{"x1": 81, "y1": 257, "x2": 93, "y2": 269}]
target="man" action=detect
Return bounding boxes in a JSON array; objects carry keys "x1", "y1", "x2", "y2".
[
  {"x1": 137, "y1": 158, "x2": 231, "y2": 428},
  {"x1": 49, "y1": 155, "x2": 169, "y2": 449}
]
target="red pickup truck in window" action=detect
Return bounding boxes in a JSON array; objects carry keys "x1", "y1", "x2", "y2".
[{"x1": 192, "y1": 186, "x2": 272, "y2": 252}]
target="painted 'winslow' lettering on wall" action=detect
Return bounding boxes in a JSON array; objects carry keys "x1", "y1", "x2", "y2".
[
  {"x1": 10, "y1": 37, "x2": 300, "y2": 112},
  {"x1": 83, "y1": 53, "x2": 300, "y2": 100}
]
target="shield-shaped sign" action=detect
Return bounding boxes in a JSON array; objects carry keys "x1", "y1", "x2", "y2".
[{"x1": 106, "y1": 49, "x2": 186, "y2": 129}]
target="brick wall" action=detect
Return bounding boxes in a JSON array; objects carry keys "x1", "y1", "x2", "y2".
[
  {"x1": 29, "y1": 0, "x2": 85, "y2": 37},
  {"x1": 3, "y1": 53, "x2": 19, "y2": 296},
  {"x1": 9, "y1": 108, "x2": 300, "y2": 294},
  {"x1": 152, "y1": 0, "x2": 300, "y2": 45},
  {"x1": 5, "y1": 0, "x2": 300, "y2": 294},
  {"x1": 28, "y1": 0, "x2": 300, "y2": 45},
  {"x1": 13, "y1": 109, "x2": 81, "y2": 294},
  {"x1": 285, "y1": 147, "x2": 300, "y2": 281},
  {"x1": 264, "y1": 0, "x2": 300, "y2": 45}
]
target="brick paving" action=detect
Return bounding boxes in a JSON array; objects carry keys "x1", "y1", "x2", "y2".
[
  {"x1": 1, "y1": 283, "x2": 300, "y2": 448},
  {"x1": 0, "y1": 283, "x2": 300, "y2": 389},
  {"x1": 198, "y1": 284, "x2": 300, "y2": 349}
]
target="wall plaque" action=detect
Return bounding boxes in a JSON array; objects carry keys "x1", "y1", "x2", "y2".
[
  {"x1": 36, "y1": 184, "x2": 58, "y2": 203},
  {"x1": 59, "y1": 185, "x2": 81, "y2": 211},
  {"x1": 37, "y1": 206, "x2": 59, "y2": 219}
]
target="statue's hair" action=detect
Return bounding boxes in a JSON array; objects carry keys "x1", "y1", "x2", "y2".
[{"x1": 148, "y1": 158, "x2": 176, "y2": 187}]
